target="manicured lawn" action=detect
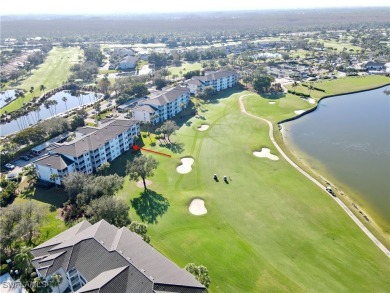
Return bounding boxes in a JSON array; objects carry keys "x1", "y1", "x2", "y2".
[
  {"x1": 114, "y1": 85, "x2": 390, "y2": 292},
  {"x1": 168, "y1": 62, "x2": 202, "y2": 77},
  {"x1": 14, "y1": 186, "x2": 68, "y2": 244},
  {"x1": 286, "y1": 75, "x2": 390, "y2": 107},
  {"x1": 1, "y1": 46, "x2": 82, "y2": 115},
  {"x1": 98, "y1": 69, "x2": 118, "y2": 74},
  {"x1": 317, "y1": 39, "x2": 362, "y2": 52}
]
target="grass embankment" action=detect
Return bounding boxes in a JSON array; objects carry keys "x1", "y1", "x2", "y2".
[
  {"x1": 286, "y1": 75, "x2": 390, "y2": 101},
  {"x1": 113, "y1": 84, "x2": 390, "y2": 292},
  {"x1": 168, "y1": 62, "x2": 202, "y2": 77},
  {"x1": 1, "y1": 46, "x2": 82, "y2": 115},
  {"x1": 246, "y1": 75, "x2": 390, "y2": 246}
]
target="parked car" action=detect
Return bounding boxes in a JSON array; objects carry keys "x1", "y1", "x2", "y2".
[
  {"x1": 326, "y1": 186, "x2": 336, "y2": 197},
  {"x1": 6, "y1": 173, "x2": 18, "y2": 181},
  {"x1": 5, "y1": 163, "x2": 15, "y2": 169},
  {"x1": 20, "y1": 156, "x2": 30, "y2": 161}
]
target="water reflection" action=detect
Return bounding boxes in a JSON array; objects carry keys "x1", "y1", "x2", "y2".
[{"x1": 0, "y1": 90, "x2": 102, "y2": 136}]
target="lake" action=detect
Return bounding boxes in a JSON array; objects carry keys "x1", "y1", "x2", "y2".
[
  {"x1": 282, "y1": 86, "x2": 390, "y2": 227},
  {"x1": 0, "y1": 90, "x2": 18, "y2": 108},
  {"x1": 0, "y1": 90, "x2": 102, "y2": 137}
]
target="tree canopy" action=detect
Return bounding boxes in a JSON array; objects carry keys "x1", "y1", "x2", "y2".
[
  {"x1": 126, "y1": 155, "x2": 159, "y2": 190},
  {"x1": 185, "y1": 263, "x2": 211, "y2": 288},
  {"x1": 128, "y1": 221, "x2": 150, "y2": 243},
  {"x1": 87, "y1": 196, "x2": 131, "y2": 227}
]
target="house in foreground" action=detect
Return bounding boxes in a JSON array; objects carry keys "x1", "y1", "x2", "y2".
[
  {"x1": 186, "y1": 70, "x2": 238, "y2": 95},
  {"x1": 33, "y1": 119, "x2": 140, "y2": 184},
  {"x1": 132, "y1": 86, "x2": 190, "y2": 124},
  {"x1": 30, "y1": 220, "x2": 205, "y2": 293}
]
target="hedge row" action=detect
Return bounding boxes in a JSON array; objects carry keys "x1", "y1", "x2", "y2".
[
  {"x1": 301, "y1": 84, "x2": 326, "y2": 92},
  {"x1": 287, "y1": 90, "x2": 310, "y2": 97}
]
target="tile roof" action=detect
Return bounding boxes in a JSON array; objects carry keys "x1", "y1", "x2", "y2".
[
  {"x1": 145, "y1": 86, "x2": 189, "y2": 107},
  {"x1": 191, "y1": 70, "x2": 237, "y2": 83},
  {"x1": 47, "y1": 119, "x2": 138, "y2": 158},
  {"x1": 33, "y1": 154, "x2": 75, "y2": 170},
  {"x1": 30, "y1": 220, "x2": 205, "y2": 293},
  {"x1": 77, "y1": 266, "x2": 128, "y2": 293},
  {"x1": 202, "y1": 70, "x2": 237, "y2": 81},
  {"x1": 133, "y1": 104, "x2": 157, "y2": 114}
]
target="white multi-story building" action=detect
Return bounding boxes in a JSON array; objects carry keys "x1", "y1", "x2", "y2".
[
  {"x1": 187, "y1": 70, "x2": 238, "y2": 95},
  {"x1": 132, "y1": 86, "x2": 190, "y2": 124},
  {"x1": 33, "y1": 119, "x2": 140, "y2": 184}
]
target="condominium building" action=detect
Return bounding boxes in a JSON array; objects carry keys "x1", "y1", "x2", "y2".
[
  {"x1": 33, "y1": 119, "x2": 140, "y2": 184},
  {"x1": 132, "y1": 86, "x2": 190, "y2": 124},
  {"x1": 30, "y1": 219, "x2": 205, "y2": 293},
  {"x1": 187, "y1": 70, "x2": 238, "y2": 95}
]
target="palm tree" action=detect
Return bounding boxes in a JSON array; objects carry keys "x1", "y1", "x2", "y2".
[
  {"x1": 50, "y1": 173, "x2": 59, "y2": 188},
  {"x1": 52, "y1": 100, "x2": 58, "y2": 115},
  {"x1": 49, "y1": 273, "x2": 63, "y2": 293},
  {"x1": 291, "y1": 81, "x2": 298, "y2": 94},
  {"x1": 39, "y1": 84, "x2": 46, "y2": 92},
  {"x1": 44, "y1": 100, "x2": 53, "y2": 116},
  {"x1": 29, "y1": 86, "x2": 34, "y2": 94},
  {"x1": 62, "y1": 96, "x2": 68, "y2": 112},
  {"x1": 14, "y1": 246, "x2": 33, "y2": 273},
  {"x1": 23, "y1": 165, "x2": 38, "y2": 188},
  {"x1": 31, "y1": 277, "x2": 47, "y2": 293}
]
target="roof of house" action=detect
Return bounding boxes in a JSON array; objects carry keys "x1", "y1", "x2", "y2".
[
  {"x1": 44, "y1": 119, "x2": 138, "y2": 158},
  {"x1": 30, "y1": 220, "x2": 205, "y2": 293},
  {"x1": 33, "y1": 154, "x2": 75, "y2": 170},
  {"x1": 191, "y1": 70, "x2": 237, "y2": 83},
  {"x1": 120, "y1": 56, "x2": 138, "y2": 64},
  {"x1": 133, "y1": 104, "x2": 157, "y2": 114},
  {"x1": 203, "y1": 70, "x2": 237, "y2": 81},
  {"x1": 365, "y1": 61, "x2": 385, "y2": 67},
  {"x1": 145, "y1": 86, "x2": 189, "y2": 107}
]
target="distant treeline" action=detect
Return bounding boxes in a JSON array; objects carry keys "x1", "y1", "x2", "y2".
[{"x1": 1, "y1": 8, "x2": 389, "y2": 41}]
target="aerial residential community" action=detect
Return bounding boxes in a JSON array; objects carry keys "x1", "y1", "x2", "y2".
[{"x1": 1, "y1": 3, "x2": 390, "y2": 293}]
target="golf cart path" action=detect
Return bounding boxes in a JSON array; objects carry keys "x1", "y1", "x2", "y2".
[{"x1": 239, "y1": 94, "x2": 390, "y2": 258}]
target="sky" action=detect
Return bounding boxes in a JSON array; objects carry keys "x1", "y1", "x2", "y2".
[{"x1": 2, "y1": 0, "x2": 390, "y2": 15}]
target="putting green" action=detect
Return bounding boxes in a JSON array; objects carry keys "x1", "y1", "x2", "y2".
[{"x1": 117, "y1": 88, "x2": 390, "y2": 292}]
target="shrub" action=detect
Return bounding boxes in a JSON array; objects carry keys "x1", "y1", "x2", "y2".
[{"x1": 0, "y1": 264, "x2": 10, "y2": 275}]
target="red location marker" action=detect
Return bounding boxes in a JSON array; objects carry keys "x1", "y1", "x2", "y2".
[{"x1": 132, "y1": 144, "x2": 140, "y2": 151}]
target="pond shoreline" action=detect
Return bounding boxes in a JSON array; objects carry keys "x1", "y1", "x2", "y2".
[
  {"x1": 278, "y1": 83, "x2": 390, "y2": 125},
  {"x1": 278, "y1": 84, "x2": 390, "y2": 246}
]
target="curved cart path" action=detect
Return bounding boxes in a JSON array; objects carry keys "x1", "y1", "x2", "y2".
[{"x1": 239, "y1": 94, "x2": 390, "y2": 258}]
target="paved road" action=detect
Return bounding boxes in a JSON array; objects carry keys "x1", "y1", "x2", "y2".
[{"x1": 239, "y1": 94, "x2": 390, "y2": 258}]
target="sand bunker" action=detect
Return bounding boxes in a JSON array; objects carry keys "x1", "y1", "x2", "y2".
[
  {"x1": 253, "y1": 148, "x2": 279, "y2": 161},
  {"x1": 197, "y1": 124, "x2": 209, "y2": 131},
  {"x1": 268, "y1": 101, "x2": 276, "y2": 104},
  {"x1": 176, "y1": 157, "x2": 194, "y2": 174},
  {"x1": 189, "y1": 199, "x2": 207, "y2": 215},
  {"x1": 136, "y1": 179, "x2": 152, "y2": 188},
  {"x1": 294, "y1": 110, "x2": 305, "y2": 115},
  {"x1": 301, "y1": 97, "x2": 315, "y2": 104}
]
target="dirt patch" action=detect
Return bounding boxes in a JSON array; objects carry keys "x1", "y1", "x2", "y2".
[{"x1": 136, "y1": 179, "x2": 152, "y2": 188}]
